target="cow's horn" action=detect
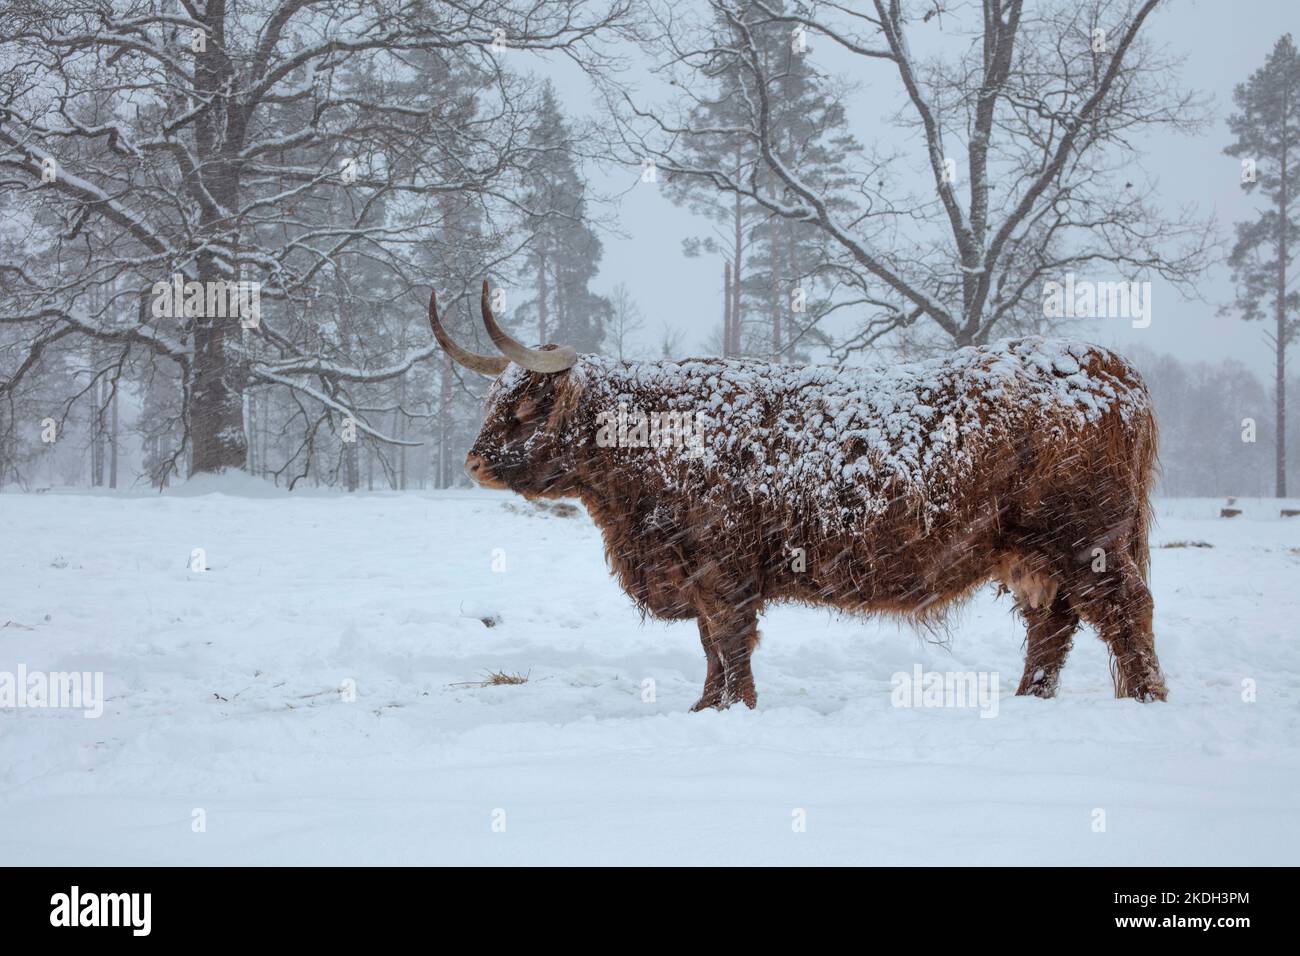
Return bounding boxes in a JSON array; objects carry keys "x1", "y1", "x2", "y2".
[
  {"x1": 479, "y1": 280, "x2": 578, "y2": 374},
  {"x1": 428, "y1": 289, "x2": 508, "y2": 376}
]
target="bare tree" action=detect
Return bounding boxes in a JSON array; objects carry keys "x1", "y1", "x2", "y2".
[
  {"x1": 612, "y1": 0, "x2": 1213, "y2": 352},
  {"x1": 1, "y1": 0, "x2": 628, "y2": 479},
  {"x1": 656, "y1": 318, "x2": 685, "y2": 359},
  {"x1": 605, "y1": 280, "x2": 645, "y2": 359}
]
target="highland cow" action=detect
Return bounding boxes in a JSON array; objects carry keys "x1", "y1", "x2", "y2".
[{"x1": 432, "y1": 282, "x2": 1167, "y2": 711}]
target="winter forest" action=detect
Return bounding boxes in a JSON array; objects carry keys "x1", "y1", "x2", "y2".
[
  {"x1": 2, "y1": 0, "x2": 1300, "y2": 874},
  {"x1": 0, "y1": 0, "x2": 1294, "y2": 498}
]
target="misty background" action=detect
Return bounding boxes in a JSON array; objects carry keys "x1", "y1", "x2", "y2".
[
  {"x1": 1, "y1": 0, "x2": 1295, "y2": 497},
  {"x1": 590, "y1": 0, "x2": 1293, "y2": 368}
]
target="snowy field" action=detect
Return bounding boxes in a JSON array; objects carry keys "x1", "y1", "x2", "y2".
[{"x1": 1, "y1": 483, "x2": 1298, "y2": 865}]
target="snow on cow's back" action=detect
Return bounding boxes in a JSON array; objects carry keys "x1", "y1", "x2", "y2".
[
  {"x1": 766, "y1": 336, "x2": 1147, "y2": 519},
  {"x1": 572, "y1": 337, "x2": 1148, "y2": 524}
]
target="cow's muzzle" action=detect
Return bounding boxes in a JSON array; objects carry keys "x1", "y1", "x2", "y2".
[{"x1": 465, "y1": 453, "x2": 507, "y2": 489}]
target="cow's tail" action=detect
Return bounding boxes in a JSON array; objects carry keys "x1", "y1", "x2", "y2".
[{"x1": 1128, "y1": 384, "x2": 1159, "y2": 584}]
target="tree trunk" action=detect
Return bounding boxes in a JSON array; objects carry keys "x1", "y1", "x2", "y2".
[
  {"x1": 109, "y1": 384, "x2": 118, "y2": 489},
  {"x1": 438, "y1": 352, "x2": 453, "y2": 488},
  {"x1": 395, "y1": 327, "x2": 408, "y2": 491},
  {"x1": 770, "y1": 213, "x2": 782, "y2": 362},
  {"x1": 91, "y1": 378, "x2": 103, "y2": 487},
  {"x1": 246, "y1": 380, "x2": 257, "y2": 477},
  {"x1": 345, "y1": 432, "x2": 359, "y2": 493},
  {"x1": 259, "y1": 392, "x2": 269, "y2": 478},
  {"x1": 731, "y1": 147, "x2": 743, "y2": 356},
  {"x1": 1277, "y1": 125, "x2": 1289, "y2": 498},
  {"x1": 767, "y1": 120, "x2": 782, "y2": 362},
  {"x1": 723, "y1": 260, "x2": 733, "y2": 357},
  {"x1": 188, "y1": 271, "x2": 249, "y2": 475},
  {"x1": 188, "y1": 1, "x2": 248, "y2": 476},
  {"x1": 554, "y1": 264, "x2": 566, "y2": 346},
  {"x1": 784, "y1": 221, "x2": 800, "y2": 357},
  {"x1": 537, "y1": 246, "x2": 549, "y2": 344}
]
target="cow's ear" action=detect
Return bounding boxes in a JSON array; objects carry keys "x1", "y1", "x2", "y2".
[{"x1": 545, "y1": 371, "x2": 582, "y2": 431}]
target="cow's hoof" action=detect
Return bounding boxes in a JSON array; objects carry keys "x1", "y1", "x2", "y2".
[
  {"x1": 690, "y1": 689, "x2": 724, "y2": 712},
  {"x1": 731, "y1": 674, "x2": 757, "y2": 709},
  {"x1": 1015, "y1": 672, "x2": 1061, "y2": 698},
  {"x1": 1119, "y1": 671, "x2": 1168, "y2": 702}
]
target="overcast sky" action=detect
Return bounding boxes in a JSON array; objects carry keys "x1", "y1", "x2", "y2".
[{"x1": 546, "y1": 0, "x2": 1297, "y2": 373}]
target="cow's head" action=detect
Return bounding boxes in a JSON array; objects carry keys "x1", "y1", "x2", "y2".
[{"x1": 429, "y1": 281, "x2": 584, "y2": 498}]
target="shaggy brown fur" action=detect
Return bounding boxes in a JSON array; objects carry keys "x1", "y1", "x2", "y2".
[{"x1": 445, "y1": 296, "x2": 1167, "y2": 711}]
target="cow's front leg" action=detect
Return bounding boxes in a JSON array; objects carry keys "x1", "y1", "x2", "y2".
[
  {"x1": 693, "y1": 604, "x2": 759, "y2": 711},
  {"x1": 690, "y1": 617, "x2": 726, "y2": 711}
]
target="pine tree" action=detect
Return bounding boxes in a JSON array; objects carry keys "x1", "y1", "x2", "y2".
[
  {"x1": 517, "y1": 83, "x2": 610, "y2": 354},
  {"x1": 1224, "y1": 34, "x2": 1300, "y2": 498},
  {"x1": 664, "y1": 1, "x2": 859, "y2": 359},
  {"x1": 744, "y1": 31, "x2": 861, "y2": 362},
  {"x1": 663, "y1": 4, "x2": 760, "y2": 357}
]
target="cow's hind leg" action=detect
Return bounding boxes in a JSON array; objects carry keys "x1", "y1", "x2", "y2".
[
  {"x1": 691, "y1": 604, "x2": 759, "y2": 711},
  {"x1": 1077, "y1": 557, "x2": 1167, "y2": 701},
  {"x1": 1016, "y1": 592, "x2": 1079, "y2": 698}
]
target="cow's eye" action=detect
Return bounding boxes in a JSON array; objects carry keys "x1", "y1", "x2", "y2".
[{"x1": 514, "y1": 401, "x2": 538, "y2": 423}]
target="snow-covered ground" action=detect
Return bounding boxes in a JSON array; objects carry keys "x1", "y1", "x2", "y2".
[{"x1": 1, "y1": 484, "x2": 1297, "y2": 865}]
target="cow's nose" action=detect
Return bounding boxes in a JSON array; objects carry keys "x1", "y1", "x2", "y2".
[{"x1": 464, "y1": 453, "x2": 486, "y2": 482}]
